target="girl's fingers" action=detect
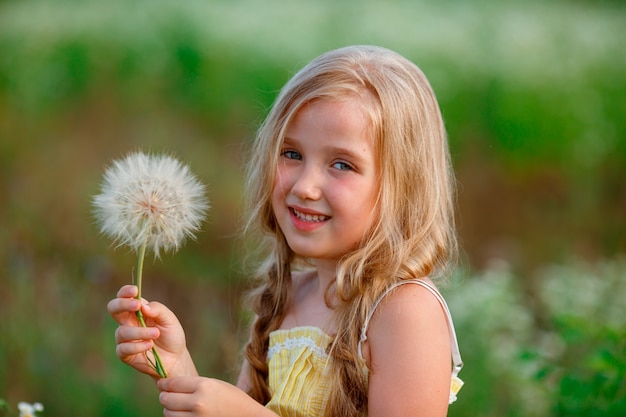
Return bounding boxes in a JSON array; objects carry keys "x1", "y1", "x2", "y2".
[
  {"x1": 159, "y1": 379, "x2": 199, "y2": 413},
  {"x1": 115, "y1": 325, "x2": 159, "y2": 344},
  {"x1": 115, "y1": 339, "x2": 153, "y2": 358},
  {"x1": 141, "y1": 301, "x2": 177, "y2": 326},
  {"x1": 116, "y1": 284, "x2": 138, "y2": 298},
  {"x1": 107, "y1": 297, "x2": 140, "y2": 314},
  {"x1": 158, "y1": 376, "x2": 197, "y2": 393},
  {"x1": 107, "y1": 298, "x2": 142, "y2": 326},
  {"x1": 159, "y1": 392, "x2": 191, "y2": 412}
]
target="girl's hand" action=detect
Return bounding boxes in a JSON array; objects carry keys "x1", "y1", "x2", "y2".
[
  {"x1": 107, "y1": 285, "x2": 197, "y2": 379},
  {"x1": 157, "y1": 377, "x2": 277, "y2": 417}
]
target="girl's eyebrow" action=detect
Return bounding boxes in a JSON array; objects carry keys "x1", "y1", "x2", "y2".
[
  {"x1": 281, "y1": 137, "x2": 298, "y2": 147},
  {"x1": 326, "y1": 145, "x2": 369, "y2": 164}
]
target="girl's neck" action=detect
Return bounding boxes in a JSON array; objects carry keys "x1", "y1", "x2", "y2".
[
  {"x1": 278, "y1": 259, "x2": 339, "y2": 334},
  {"x1": 313, "y1": 259, "x2": 339, "y2": 294}
]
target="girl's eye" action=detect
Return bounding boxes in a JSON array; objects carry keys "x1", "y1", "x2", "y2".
[
  {"x1": 281, "y1": 150, "x2": 302, "y2": 160},
  {"x1": 332, "y1": 161, "x2": 354, "y2": 171}
]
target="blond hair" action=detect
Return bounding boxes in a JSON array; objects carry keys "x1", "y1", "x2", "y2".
[{"x1": 242, "y1": 45, "x2": 457, "y2": 416}]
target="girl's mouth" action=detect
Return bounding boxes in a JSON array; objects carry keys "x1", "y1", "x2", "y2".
[{"x1": 291, "y1": 208, "x2": 330, "y2": 223}]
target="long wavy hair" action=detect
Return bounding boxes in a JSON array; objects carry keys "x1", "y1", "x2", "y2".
[{"x1": 241, "y1": 45, "x2": 457, "y2": 416}]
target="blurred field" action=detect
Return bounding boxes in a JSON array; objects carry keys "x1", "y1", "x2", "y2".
[{"x1": 0, "y1": 0, "x2": 624, "y2": 416}]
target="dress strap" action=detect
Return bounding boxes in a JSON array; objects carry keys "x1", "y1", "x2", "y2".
[{"x1": 358, "y1": 279, "x2": 464, "y2": 378}]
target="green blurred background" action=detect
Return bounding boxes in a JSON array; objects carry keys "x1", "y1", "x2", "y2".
[{"x1": 1, "y1": 0, "x2": 624, "y2": 415}]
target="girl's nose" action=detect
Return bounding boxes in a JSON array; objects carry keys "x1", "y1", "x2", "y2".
[{"x1": 291, "y1": 165, "x2": 322, "y2": 201}]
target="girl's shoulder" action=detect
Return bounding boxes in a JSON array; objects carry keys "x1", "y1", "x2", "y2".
[
  {"x1": 360, "y1": 279, "x2": 451, "y2": 366},
  {"x1": 370, "y1": 279, "x2": 447, "y2": 332},
  {"x1": 361, "y1": 280, "x2": 456, "y2": 413}
]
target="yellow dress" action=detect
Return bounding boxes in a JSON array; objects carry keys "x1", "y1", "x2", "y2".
[
  {"x1": 265, "y1": 326, "x2": 333, "y2": 417},
  {"x1": 265, "y1": 280, "x2": 464, "y2": 417}
]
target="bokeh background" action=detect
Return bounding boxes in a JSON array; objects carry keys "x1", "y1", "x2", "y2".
[{"x1": 1, "y1": 0, "x2": 624, "y2": 416}]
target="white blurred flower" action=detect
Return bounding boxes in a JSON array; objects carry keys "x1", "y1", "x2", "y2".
[
  {"x1": 17, "y1": 402, "x2": 43, "y2": 417},
  {"x1": 93, "y1": 152, "x2": 209, "y2": 257}
]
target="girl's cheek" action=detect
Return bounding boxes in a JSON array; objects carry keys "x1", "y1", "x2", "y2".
[{"x1": 274, "y1": 166, "x2": 292, "y2": 194}]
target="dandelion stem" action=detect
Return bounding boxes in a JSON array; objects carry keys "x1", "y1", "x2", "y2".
[{"x1": 134, "y1": 237, "x2": 168, "y2": 378}]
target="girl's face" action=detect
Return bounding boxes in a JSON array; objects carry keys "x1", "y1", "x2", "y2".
[{"x1": 272, "y1": 98, "x2": 379, "y2": 262}]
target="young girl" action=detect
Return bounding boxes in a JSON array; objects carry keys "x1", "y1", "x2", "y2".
[{"x1": 108, "y1": 45, "x2": 463, "y2": 417}]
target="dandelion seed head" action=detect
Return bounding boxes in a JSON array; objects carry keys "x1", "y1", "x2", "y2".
[{"x1": 93, "y1": 152, "x2": 209, "y2": 257}]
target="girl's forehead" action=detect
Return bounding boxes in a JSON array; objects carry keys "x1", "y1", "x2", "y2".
[{"x1": 285, "y1": 96, "x2": 377, "y2": 136}]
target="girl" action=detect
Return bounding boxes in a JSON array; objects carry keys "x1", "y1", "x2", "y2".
[{"x1": 108, "y1": 45, "x2": 463, "y2": 417}]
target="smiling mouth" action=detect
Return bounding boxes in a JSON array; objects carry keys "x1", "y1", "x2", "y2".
[{"x1": 292, "y1": 208, "x2": 330, "y2": 223}]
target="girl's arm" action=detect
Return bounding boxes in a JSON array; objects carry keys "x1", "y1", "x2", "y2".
[
  {"x1": 364, "y1": 283, "x2": 452, "y2": 417},
  {"x1": 107, "y1": 285, "x2": 198, "y2": 379}
]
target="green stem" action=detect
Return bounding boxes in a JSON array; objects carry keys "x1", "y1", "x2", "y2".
[{"x1": 135, "y1": 238, "x2": 168, "y2": 378}]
